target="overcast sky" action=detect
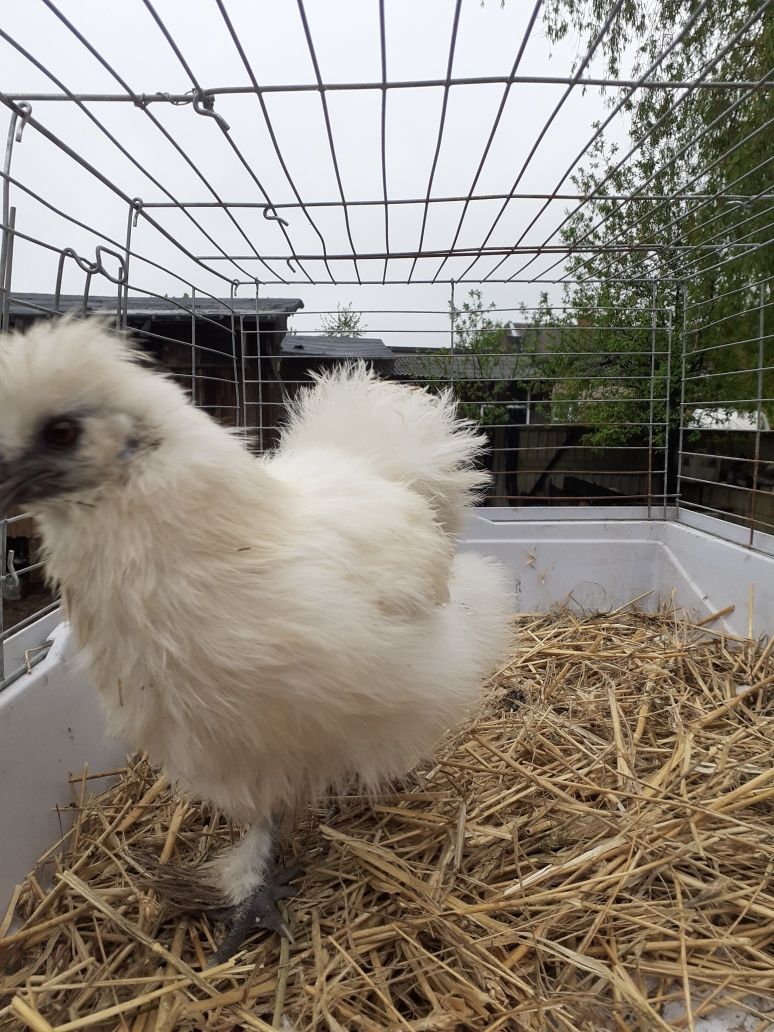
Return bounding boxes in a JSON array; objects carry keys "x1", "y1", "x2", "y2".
[{"x1": 1, "y1": 0, "x2": 632, "y2": 346}]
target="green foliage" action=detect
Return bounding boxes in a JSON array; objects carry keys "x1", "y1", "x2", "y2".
[
  {"x1": 447, "y1": 289, "x2": 536, "y2": 427},
  {"x1": 320, "y1": 303, "x2": 367, "y2": 338},
  {"x1": 449, "y1": 290, "x2": 508, "y2": 426},
  {"x1": 528, "y1": 0, "x2": 773, "y2": 444}
]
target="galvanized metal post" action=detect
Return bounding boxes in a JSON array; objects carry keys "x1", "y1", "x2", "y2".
[
  {"x1": 663, "y1": 303, "x2": 673, "y2": 520},
  {"x1": 0, "y1": 109, "x2": 24, "y2": 328},
  {"x1": 121, "y1": 199, "x2": 142, "y2": 331},
  {"x1": 239, "y1": 312, "x2": 248, "y2": 438},
  {"x1": 190, "y1": 287, "x2": 197, "y2": 406},
  {"x1": 1, "y1": 207, "x2": 15, "y2": 334},
  {"x1": 0, "y1": 515, "x2": 5, "y2": 682},
  {"x1": 748, "y1": 280, "x2": 766, "y2": 548},
  {"x1": 647, "y1": 279, "x2": 658, "y2": 518},
  {"x1": 449, "y1": 279, "x2": 456, "y2": 394},
  {"x1": 229, "y1": 281, "x2": 242, "y2": 432},
  {"x1": 675, "y1": 286, "x2": 689, "y2": 517},
  {"x1": 0, "y1": 106, "x2": 29, "y2": 682},
  {"x1": 255, "y1": 280, "x2": 264, "y2": 453}
]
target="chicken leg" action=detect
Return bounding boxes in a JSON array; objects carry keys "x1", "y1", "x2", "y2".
[
  {"x1": 208, "y1": 820, "x2": 301, "y2": 965},
  {"x1": 210, "y1": 864, "x2": 301, "y2": 966}
]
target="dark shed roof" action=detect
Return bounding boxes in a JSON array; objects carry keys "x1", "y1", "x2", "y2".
[
  {"x1": 8, "y1": 294, "x2": 304, "y2": 320},
  {"x1": 280, "y1": 334, "x2": 393, "y2": 361}
]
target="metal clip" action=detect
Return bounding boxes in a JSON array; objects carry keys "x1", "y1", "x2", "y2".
[
  {"x1": 14, "y1": 102, "x2": 31, "y2": 143},
  {"x1": 94, "y1": 246, "x2": 128, "y2": 285},
  {"x1": 263, "y1": 205, "x2": 289, "y2": 228},
  {"x1": 54, "y1": 246, "x2": 128, "y2": 313},
  {"x1": 131, "y1": 197, "x2": 144, "y2": 228},
  {"x1": 1, "y1": 549, "x2": 20, "y2": 600},
  {"x1": 192, "y1": 91, "x2": 230, "y2": 133}
]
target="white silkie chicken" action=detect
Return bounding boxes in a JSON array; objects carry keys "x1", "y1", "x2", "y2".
[{"x1": 0, "y1": 318, "x2": 511, "y2": 961}]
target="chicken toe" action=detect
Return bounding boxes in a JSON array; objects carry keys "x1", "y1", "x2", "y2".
[{"x1": 209, "y1": 865, "x2": 302, "y2": 966}]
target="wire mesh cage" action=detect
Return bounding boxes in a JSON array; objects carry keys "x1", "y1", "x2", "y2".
[{"x1": 0, "y1": 0, "x2": 771, "y2": 688}]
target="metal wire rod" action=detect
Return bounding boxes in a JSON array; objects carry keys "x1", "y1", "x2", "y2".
[
  {"x1": 679, "y1": 474, "x2": 767, "y2": 495},
  {"x1": 534, "y1": 83, "x2": 774, "y2": 287},
  {"x1": 0, "y1": 170, "x2": 259, "y2": 328},
  {"x1": 685, "y1": 276, "x2": 772, "y2": 313},
  {"x1": 232, "y1": 275, "x2": 681, "y2": 285},
  {"x1": 214, "y1": 0, "x2": 337, "y2": 284},
  {"x1": 653, "y1": 177, "x2": 774, "y2": 268},
  {"x1": 0, "y1": 602, "x2": 60, "y2": 645},
  {"x1": 378, "y1": 0, "x2": 389, "y2": 284},
  {"x1": 501, "y1": 1, "x2": 771, "y2": 283},
  {"x1": 33, "y1": 3, "x2": 290, "y2": 284},
  {"x1": 684, "y1": 296, "x2": 774, "y2": 337},
  {"x1": 541, "y1": 76, "x2": 774, "y2": 282},
  {"x1": 0, "y1": 220, "x2": 254, "y2": 344},
  {"x1": 594, "y1": 154, "x2": 774, "y2": 285},
  {"x1": 196, "y1": 242, "x2": 762, "y2": 261},
  {"x1": 138, "y1": 190, "x2": 774, "y2": 209},
  {"x1": 626, "y1": 195, "x2": 774, "y2": 287},
  {"x1": 685, "y1": 231, "x2": 774, "y2": 281},
  {"x1": 431, "y1": 0, "x2": 542, "y2": 284},
  {"x1": 0, "y1": 94, "x2": 265, "y2": 291},
  {"x1": 688, "y1": 331, "x2": 774, "y2": 359},
  {"x1": 248, "y1": 303, "x2": 671, "y2": 315},
  {"x1": 140, "y1": 0, "x2": 318, "y2": 282},
  {"x1": 253, "y1": 395, "x2": 666, "y2": 407},
  {"x1": 680, "y1": 396, "x2": 774, "y2": 407},
  {"x1": 249, "y1": 409, "x2": 665, "y2": 428},
  {"x1": 261, "y1": 326, "x2": 662, "y2": 335},
  {"x1": 0, "y1": 35, "x2": 257, "y2": 286},
  {"x1": 408, "y1": 0, "x2": 462, "y2": 283},
  {"x1": 245, "y1": 373, "x2": 663, "y2": 387},
  {"x1": 464, "y1": 0, "x2": 719, "y2": 283},
  {"x1": 10, "y1": 75, "x2": 771, "y2": 103},
  {"x1": 681, "y1": 452, "x2": 762, "y2": 465},
  {"x1": 683, "y1": 364, "x2": 774, "y2": 382},
  {"x1": 488, "y1": 492, "x2": 668, "y2": 502},
  {"x1": 129, "y1": 326, "x2": 239, "y2": 361},
  {"x1": 673, "y1": 209, "x2": 774, "y2": 281},
  {"x1": 294, "y1": 0, "x2": 362, "y2": 284},
  {"x1": 678, "y1": 499, "x2": 774, "y2": 533}
]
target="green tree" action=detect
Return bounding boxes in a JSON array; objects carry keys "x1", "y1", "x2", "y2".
[
  {"x1": 448, "y1": 289, "x2": 512, "y2": 426},
  {"x1": 530, "y1": 0, "x2": 772, "y2": 442},
  {"x1": 320, "y1": 303, "x2": 367, "y2": 338}
]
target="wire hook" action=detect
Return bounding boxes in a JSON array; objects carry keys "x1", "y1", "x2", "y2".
[
  {"x1": 14, "y1": 102, "x2": 31, "y2": 143},
  {"x1": 1, "y1": 549, "x2": 20, "y2": 599},
  {"x1": 263, "y1": 205, "x2": 289, "y2": 228},
  {"x1": 191, "y1": 90, "x2": 230, "y2": 133}
]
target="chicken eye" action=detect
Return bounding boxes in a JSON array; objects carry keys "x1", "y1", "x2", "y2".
[{"x1": 42, "y1": 416, "x2": 81, "y2": 449}]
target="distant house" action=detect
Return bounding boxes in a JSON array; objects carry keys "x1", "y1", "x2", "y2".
[
  {"x1": 279, "y1": 333, "x2": 394, "y2": 387},
  {"x1": 7, "y1": 293, "x2": 304, "y2": 435},
  {"x1": 391, "y1": 323, "x2": 560, "y2": 427}
]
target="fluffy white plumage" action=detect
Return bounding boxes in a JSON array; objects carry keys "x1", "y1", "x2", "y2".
[{"x1": 0, "y1": 318, "x2": 511, "y2": 911}]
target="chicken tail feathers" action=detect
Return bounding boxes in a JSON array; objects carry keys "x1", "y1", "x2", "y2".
[{"x1": 279, "y1": 362, "x2": 490, "y2": 536}]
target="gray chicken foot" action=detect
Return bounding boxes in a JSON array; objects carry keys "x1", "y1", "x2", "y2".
[{"x1": 209, "y1": 865, "x2": 302, "y2": 967}]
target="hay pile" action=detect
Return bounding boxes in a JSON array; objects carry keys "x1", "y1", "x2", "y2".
[{"x1": 2, "y1": 606, "x2": 774, "y2": 1031}]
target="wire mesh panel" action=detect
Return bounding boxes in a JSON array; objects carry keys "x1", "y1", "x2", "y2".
[
  {"x1": 0, "y1": 0, "x2": 771, "y2": 685},
  {"x1": 679, "y1": 279, "x2": 772, "y2": 544},
  {"x1": 257, "y1": 294, "x2": 673, "y2": 509}
]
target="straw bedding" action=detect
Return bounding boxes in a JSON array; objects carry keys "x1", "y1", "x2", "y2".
[{"x1": 2, "y1": 605, "x2": 774, "y2": 1031}]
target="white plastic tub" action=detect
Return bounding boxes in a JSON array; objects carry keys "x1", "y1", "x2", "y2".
[
  {"x1": 4, "y1": 506, "x2": 774, "y2": 906},
  {"x1": 2, "y1": 506, "x2": 773, "y2": 1030}
]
